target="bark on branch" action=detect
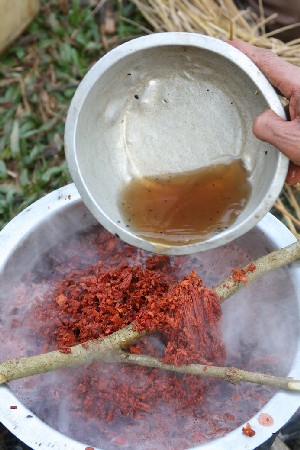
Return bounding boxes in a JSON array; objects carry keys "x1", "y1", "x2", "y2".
[
  {"x1": 0, "y1": 325, "x2": 143, "y2": 384},
  {"x1": 1, "y1": 241, "x2": 300, "y2": 391},
  {"x1": 1, "y1": 336, "x2": 300, "y2": 392}
]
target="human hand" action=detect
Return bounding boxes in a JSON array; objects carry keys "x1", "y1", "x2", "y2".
[{"x1": 227, "y1": 40, "x2": 300, "y2": 185}]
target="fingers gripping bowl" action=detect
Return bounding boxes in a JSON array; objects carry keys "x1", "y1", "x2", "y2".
[{"x1": 65, "y1": 33, "x2": 288, "y2": 255}]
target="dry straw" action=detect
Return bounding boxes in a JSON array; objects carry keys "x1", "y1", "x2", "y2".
[
  {"x1": 132, "y1": 0, "x2": 300, "y2": 237},
  {"x1": 132, "y1": 0, "x2": 300, "y2": 65}
]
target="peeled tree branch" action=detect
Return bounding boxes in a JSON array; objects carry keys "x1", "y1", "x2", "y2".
[{"x1": 1, "y1": 241, "x2": 300, "y2": 391}]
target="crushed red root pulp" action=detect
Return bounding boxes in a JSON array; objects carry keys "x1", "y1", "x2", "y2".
[
  {"x1": 35, "y1": 254, "x2": 225, "y2": 421},
  {"x1": 242, "y1": 422, "x2": 256, "y2": 437}
]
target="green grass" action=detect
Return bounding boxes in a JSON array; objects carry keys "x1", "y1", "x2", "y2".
[{"x1": 0, "y1": 0, "x2": 146, "y2": 230}]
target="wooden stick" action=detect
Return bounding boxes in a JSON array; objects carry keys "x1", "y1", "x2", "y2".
[
  {"x1": 0, "y1": 325, "x2": 143, "y2": 384},
  {"x1": 215, "y1": 240, "x2": 300, "y2": 301},
  {"x1": 1, "y1": 241, "x2": 300, "y2": 390},
  {"x1": 119, "y1": 353, "x2": 300, "y2": 392},
  {"x1": 1, "y1": 337, "x2": 300, "y2": 392}
]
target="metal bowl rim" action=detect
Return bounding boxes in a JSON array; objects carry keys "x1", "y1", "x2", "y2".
[{"x1": 64, "y1": 32, "x2": 289, "y2": 255}]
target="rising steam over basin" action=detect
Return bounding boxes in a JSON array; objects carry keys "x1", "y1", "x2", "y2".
[{"x1": 0, "y1": 184, "x2": 299, "y2": 450}]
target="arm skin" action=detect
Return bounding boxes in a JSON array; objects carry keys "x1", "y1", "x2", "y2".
[{"x1": 227, "y1": 40, "x2": 300, "y2": 185}]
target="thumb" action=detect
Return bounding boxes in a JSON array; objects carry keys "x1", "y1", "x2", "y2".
[
  {"x1": 253, "y1": 109, "x2": 300, "y2": 165},
  {"x1": 286, "y1": 162, "x2": 300, "y2": 185}
]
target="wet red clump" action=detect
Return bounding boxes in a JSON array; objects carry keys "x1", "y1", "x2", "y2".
[
  {"x1": 232, "y1": 263, "x2": 256, "y2": 283},
  {"x1": 34, "y1": 247, "x2": 225, "y2": 422},
  {"x1": 242, "y1": 422, "x2": 256, "y2": 437}
]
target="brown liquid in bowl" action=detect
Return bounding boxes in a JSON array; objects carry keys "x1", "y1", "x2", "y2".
[{"x1": 119, "y1": 159, "x2": 250, "y2": 245}]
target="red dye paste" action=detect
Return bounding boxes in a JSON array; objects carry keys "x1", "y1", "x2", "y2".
[
  {"x1": 35, "y1": 250, "x2": 225, "y2": 422},
  {"x1": 231, "y1": 263, "x2": 256, "y2": 284},
  {"x1": 242, "y1": 422, "x2": 256, "y2": 437}
]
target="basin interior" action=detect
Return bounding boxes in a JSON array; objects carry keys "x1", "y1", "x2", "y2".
[{"x1": 0, "y1": 200, "x2": 299, "y2": 450}]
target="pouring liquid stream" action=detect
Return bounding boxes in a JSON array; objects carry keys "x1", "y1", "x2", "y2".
[{"x1": 119, "y1": 159, "x2": 251, "y2": 245}]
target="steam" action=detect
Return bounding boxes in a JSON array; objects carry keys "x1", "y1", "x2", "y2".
[{"x1": 0, "y1": 215, "x2": 298, "y2": 449}]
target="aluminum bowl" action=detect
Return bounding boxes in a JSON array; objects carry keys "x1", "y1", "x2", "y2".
[
  {"x1": 65, "y1": 32, "x2": 288, "y2": 255},
  {"x1": 0, "y1": 184, "x2": 299, "y2": 450}
]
